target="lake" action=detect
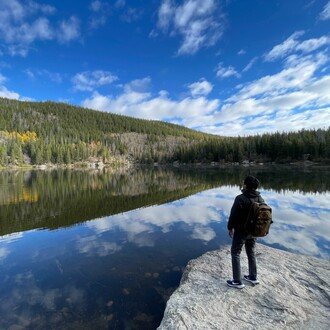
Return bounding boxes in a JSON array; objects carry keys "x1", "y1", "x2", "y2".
[{"x1": 0, "y1": 166, "x2": 329, "y2": 329}]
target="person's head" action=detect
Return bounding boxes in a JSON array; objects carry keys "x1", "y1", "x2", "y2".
[{"x1": 243, "y1": 175, "x2": 260, "y2": 190}]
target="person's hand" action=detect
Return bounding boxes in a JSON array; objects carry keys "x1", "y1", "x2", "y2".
[{"x1": 228, "y1": 229, "x2": 234, "y2": 238}]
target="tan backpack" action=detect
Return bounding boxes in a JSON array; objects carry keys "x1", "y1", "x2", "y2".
[{"x1": 245, "y1": 198, "x2": 273, "y2": 237}]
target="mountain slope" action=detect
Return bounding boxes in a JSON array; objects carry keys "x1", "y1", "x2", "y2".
[{"x1": 0, "y1": 97, "x2": 329, "y2": 166}]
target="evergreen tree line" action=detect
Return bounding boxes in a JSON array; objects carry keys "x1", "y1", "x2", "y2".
[
  {"x1": 173, "y1": 129, "x2": 330, "y2": 163},
  {"x1": 0, "y1": 138, "x2": 112, "y2": 166},
  {"x1": 0, "y1": 97, "x2": 207, "y2": 142},
  {"x1": 0, "y1": 97, "x2": 329, "y2": 165}
]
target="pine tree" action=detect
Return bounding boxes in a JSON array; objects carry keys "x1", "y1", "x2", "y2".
[{"x1": 0, "y1": 144, "x2": 7, "y2": 165}]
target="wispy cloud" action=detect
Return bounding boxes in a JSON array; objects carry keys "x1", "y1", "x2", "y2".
[
  {"x1": 114, "y1": 0, "x2": 126, "y2": 9},
  {"x1": 88, "y1": 0, "x2": 141, "y2": 29},
  {"x1": 0, "y1": 0, "x2": 80, "y2": 56},
  {"x1": 72, "y1": 70, "x2": 118, "y2": 92},
  {"x1": 90, "y1": 0, "x2": 102, "y2": 12},
  {"x1": 58, "y1": 16, "x2": 80, "y2": 43},
  {"x1": 242, "y1": 57, "x2": 258, "y2": 72},
  {"x1": 264, "y1": 31, "x2": 305, "y2": 61},
  {"x1": 230, "y1": 53, "x2": 327, "y2": 102},
  {"x1": 319, "y1": 1, "x2": 330, "y2": 20},
  {"x1": 121, "y1": 7, "x2": 143, "y2": 23},
  {"x1": 156, "y1": 0, "x2": 224, "y2": 55},
  {"x1": 88, "y1": 0, "x2": 111, "y2": 29},
  {"x1": 24, "y1": 69, "x2": 63, "y2": 83},
  {"x1": 213, "y1": 49, "x2": 330, "y2": 135},
  {"x1": 264, "y1": 31, "x2": 330, "y2": 61},
  {"x1": 81, "y1": 32, "x2": 330, "y2": 137},
  {"x1": 216, "y1": 63, "x2": 240, "y2": 79}
]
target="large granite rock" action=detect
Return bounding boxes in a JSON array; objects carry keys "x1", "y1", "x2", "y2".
[{"x1": 158, "y1": 244, "x2": 330, "y2": 330}]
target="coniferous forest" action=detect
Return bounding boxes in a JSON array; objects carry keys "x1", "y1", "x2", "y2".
[{"x1": 0, "y1": 97, "x2": 329, "y2": 166}]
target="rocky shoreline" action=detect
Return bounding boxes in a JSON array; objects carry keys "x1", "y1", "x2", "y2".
[
  {"x1": 158, "y1": 244, "x2": 330, "y2": 330},
  {"x1": 0, "y1": 156, "x2": 134, "y2": 171},
  {"x1": 1, "y1": 159, "x2": 328, "y2": 171}
]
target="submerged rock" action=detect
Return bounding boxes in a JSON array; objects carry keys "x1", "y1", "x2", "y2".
[{"x1": 158, "y1": 244, "x2": 330, "y2": 330}]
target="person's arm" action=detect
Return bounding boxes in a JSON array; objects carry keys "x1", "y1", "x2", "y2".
[{"x1": 227, "y1": 196, "x2": 242, "y2": 232}]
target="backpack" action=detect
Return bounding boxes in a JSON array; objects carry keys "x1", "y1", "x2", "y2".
[{"x1": 244, "y1": 197, "x2": 273, "y2": 237}]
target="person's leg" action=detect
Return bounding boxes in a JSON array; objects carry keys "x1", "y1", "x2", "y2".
[
  {"x1": 245, "y1": 237, "x2": 257, "y2": 279},
  {"x1": 231, "y1": 232, "x2": 245, "y2": 282}
]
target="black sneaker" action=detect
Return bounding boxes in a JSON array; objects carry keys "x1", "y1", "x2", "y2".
[
  {"x1": 226, "y1": 280, "x2": 245, "y2": 289},
  {"x1": 243, "y1": 275, "x2": 260, "y2": 285}
]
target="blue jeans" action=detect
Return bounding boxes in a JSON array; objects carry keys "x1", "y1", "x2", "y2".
[{"x1": 231, "y1": 231, "x2": 257, "y2": 282}]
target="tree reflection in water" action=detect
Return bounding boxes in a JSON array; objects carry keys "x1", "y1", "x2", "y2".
[{"x1": 0, "y1": 166, "x2": 329, "y2": 329}]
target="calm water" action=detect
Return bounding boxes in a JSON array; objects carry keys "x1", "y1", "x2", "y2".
[{"x1": 0, "y1": 167, "x2": 329, "y2": 329}]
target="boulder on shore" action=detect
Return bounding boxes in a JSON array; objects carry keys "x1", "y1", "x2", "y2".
[{"x1": 158, "y1": 244, "x2": 330, "y2": 330}]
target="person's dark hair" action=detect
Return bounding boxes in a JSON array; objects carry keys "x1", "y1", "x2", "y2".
[{"x1": 244, "y1": 175, "x2": 260, "y2": 190}]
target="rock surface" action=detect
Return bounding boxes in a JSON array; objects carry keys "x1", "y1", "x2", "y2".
[{"x1": 158, "y1": 244, "x2": 330, "y2": 330}]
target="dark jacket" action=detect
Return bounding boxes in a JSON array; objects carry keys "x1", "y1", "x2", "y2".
[{"x1": 227, "y1": 189, "x2": 264, "y2": 232}]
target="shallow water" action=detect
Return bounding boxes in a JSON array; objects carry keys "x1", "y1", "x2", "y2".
[{"x1": 0, "y1": 167, "x2": 329, "y2": 329}]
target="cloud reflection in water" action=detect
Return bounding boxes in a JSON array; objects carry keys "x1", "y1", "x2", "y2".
[{"x1": 83, "y1": 185, "x2": 330, "y2": 259}]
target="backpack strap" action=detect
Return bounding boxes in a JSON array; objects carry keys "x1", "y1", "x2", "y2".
[{"x1": 243, "y1": 194, "x2": 258, "y2": 205}]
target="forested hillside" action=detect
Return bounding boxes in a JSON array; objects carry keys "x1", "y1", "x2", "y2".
[
  {"x1": 174, "y1": 129, "x2": 330, "y2": 164},
  {"x1": 0, "y1": 97, "x2": 329, "y2": 166}
]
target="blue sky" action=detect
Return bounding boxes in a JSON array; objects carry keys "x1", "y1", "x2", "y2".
[{"x1": 0, "y1": 0, "x2": 329, "y2": 136}]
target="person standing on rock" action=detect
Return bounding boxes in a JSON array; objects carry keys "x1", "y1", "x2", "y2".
[{"x1": 227, "y1": 175, "x2": 264, "y2": 289}]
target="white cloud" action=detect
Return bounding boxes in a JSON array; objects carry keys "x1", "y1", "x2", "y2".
[
  {"x1": 0, "y1": 73, "x2": 6, "y2": 84},
  {"x1": 0, "y1": 73, "x2": 20, "y2": 99},
  {"x1": 216, "y1": 63, "x2": 240, "y2": 79},
  {"x1": 157, "y1": 0, "x2": 224, "y2": 55},
  {"x1": 88, "y1": 1, "x2": 111, "y2": 29},
  {"x1": 320, "y1": 1, "x2": 330, "y2": 20},
  {"x1": 82, "y1": 87, "x2": 219, "y2": 122},
  {"x1": 242, "y1": 57, "x2": 258, "y2": 72},
  {"x1": 24, "y1": 69, "x2": 63, "y2": 83},
  {"x1": 212, "y1": 52, "x2": 330, "y2": 135},
  {"x1": 0, "y1": 86, "x2": 20, "y2": 99},
  {"x1": 72, "y1": 70, "x2": 118, "y2": 92},
  {"x1": 157, "y1": 0, "x2": 173, "y2": 31},
  {"x1": 124, "y1": 77, "x2": 151, "y2": 92},
  {"x1": 81, "y1": 49, "x2": 329, "y2": 136},
  {"x1": 26, "y1": 1, "x2": 56, "y2": 15},
  {"x1": 265, "y1": 31, "x2": 329, "y2": 61},
  {"x1": 114, "y1": 0, "x2": 126, "y2": 9},
  {"x1": 90, "y1": 0, "x2": 102, "y2": 12},
  {"x1": 296, "y1": 36, "x2": 330, "y2": 52},
  {"x1": 58, "y1": 16, "x2": 80, "y2": 43},
  {"x1": 188, "y1": 78, "x2": 213, "y2": 97},
  {"x1": 121, "y1": 7, "x2": 143, "y2": 23},
  {"x1": 230, "y1": 52, "x2": 327, "y2": 102},
  {"x1": 265, "y1": 31, "x2": 304, "y2": 61},
  {"x1": 24, "y1": 69, "x2": 35, "y2": 80},
  {"x1": 0, "y1": 1, "x2": 79, "y2": 56},
  {"x1": 80, "y1": 31, "x2": 329, "y2": 137},
  {"x1": 238, "y1": 49, "x2": 246, "y2": 55}
]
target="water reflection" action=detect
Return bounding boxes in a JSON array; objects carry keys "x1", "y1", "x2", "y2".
[
  {"x1": 81, "y1": 185, "x2": 330, "y2": 259},
  {"x1": 0, "y1": 167, "x2": 329, "y2": 329}
]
